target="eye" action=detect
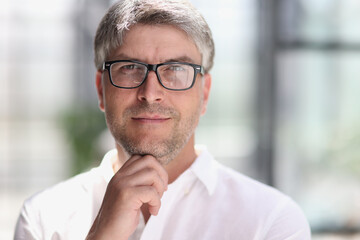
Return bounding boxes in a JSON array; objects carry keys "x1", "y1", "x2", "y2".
[
  {"x1": 166, "y1": 65, "x2": 185, "y2": 72},
  {"x1": 121, "y1": 64, "x2": 141, "y2": 70},
  {"x1": 111, "y1": 63, "x2": 145, "y2": 76}
]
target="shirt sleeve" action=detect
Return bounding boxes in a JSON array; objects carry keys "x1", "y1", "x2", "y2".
[
  {"x1": 14, "y1": 201, "x2": 41, "y2": 240},
  {"x1": 263, "y1": 197, "x2": 312, "y2": 240}
]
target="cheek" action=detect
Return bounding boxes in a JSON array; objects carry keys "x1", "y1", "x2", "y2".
[
  {"x1": 177, "y1": 94, "x2": 203, "y2": 121},
  {"x1": 103, "y1": 87, "x2": 132, "y2": 117}
]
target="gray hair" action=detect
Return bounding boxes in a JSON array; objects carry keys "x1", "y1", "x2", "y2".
[{"x1": 94, "y1": 0, "x2": 215, "y2": 72}]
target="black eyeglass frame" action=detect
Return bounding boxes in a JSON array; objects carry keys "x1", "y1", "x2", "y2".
[{"x1": 102, "y1": 60, "x2": 205, "y2": 91}]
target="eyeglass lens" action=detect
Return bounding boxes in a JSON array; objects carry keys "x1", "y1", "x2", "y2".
[{"x1": 109, "y1": 62, "x2": 195, "y2": 90}]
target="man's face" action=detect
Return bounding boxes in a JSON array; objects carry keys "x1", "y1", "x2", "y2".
[{"x1": 96, "y1": 24, "x2": 211, "y2": 164}]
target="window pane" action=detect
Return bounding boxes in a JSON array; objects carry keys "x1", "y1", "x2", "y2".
[
  {"x1": 276, "y1": 0, "x2": 360, "y2": 234},
  {"x1": 193, "y1": 0, "x2": 257, "y2": 174}
]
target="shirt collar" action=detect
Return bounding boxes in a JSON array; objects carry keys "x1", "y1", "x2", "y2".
[
  {"x1": 98, "y1": 146, "x2": 219, "y2": 195},
  {"x1": 189, "y1": 145, "x2": 218, "y2": 196},
  {"x1": 99, "y1": 148, "x2": 118, "y2": 183}
]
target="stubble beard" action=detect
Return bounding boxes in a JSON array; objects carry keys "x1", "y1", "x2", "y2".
[{"x1": 106, "y1": 101, "x2": 202, "y2": 165}]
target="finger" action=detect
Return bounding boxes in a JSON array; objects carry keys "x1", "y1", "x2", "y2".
[
  {"x1": 121, "y1": 154, "x2": 143, "y2": 168},
  {"x1": 121, "y1": 186, "x2": 161, "y2": 215},
  {"x1": 119, "y1": 155, "x2": 154, "y2": 174},
  {"x1": 136, "y1": 186, "x2": 162, "y2": 216},
  {"x1": 122, "y1": 167, "x2": 167, "y2": 196},
  {"x1": 119, "y1": 155, "x2": 169, "y2": 190}
]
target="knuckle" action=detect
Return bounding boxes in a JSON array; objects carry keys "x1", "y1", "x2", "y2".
[
  {"x1": 118, "y1": 187, "x2": 135, "y2": 201},
  {"x1": 142, "y1": 155, "x2": 158, "y2": 164},
  {"x1": 143, "y1": 185, "x2": 158, "y2": 196},
  {"x1": 145, "y1": 167, "x2": 158, "y2": 177}
]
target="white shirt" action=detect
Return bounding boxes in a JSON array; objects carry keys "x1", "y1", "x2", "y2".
[{"x1": 15, "y1": 146, "x2": 311, "y2": 240}]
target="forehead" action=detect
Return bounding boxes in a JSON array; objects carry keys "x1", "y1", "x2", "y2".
[{"x1": 109, "y1": 24, "x2": 202, "y2": 64}]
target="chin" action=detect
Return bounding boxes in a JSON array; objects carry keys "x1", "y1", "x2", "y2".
[{"x1": 119, "y1": 138, "x2": 182, "y2": 165}]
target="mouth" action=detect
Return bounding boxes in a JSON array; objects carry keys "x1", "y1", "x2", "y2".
[{"x1": 131, "y1": 115, "x2": 171, "y2": 124}]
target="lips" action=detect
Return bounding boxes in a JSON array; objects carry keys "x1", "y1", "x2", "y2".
[{"x1": 131, "y1": 115, "x2": 171, "y2": 123}]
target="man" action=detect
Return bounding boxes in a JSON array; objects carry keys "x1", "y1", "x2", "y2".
[{"x1": 15, "y1": 0, "x2": 311, "y2": 239}]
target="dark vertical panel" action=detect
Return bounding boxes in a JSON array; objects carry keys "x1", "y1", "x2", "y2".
[
  {"x1": 255, "y1": 0, "x2": 279, "y2": 185},
  {"x1": 73, "y1": 0, "x2": 111, "y2": 106}
]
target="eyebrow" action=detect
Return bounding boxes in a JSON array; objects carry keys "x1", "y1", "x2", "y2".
[
  {"x1": 163, "y1": 56, "x2": 197, "y2": 64},
  {"x1": 110, "y1": 53, "x2": 198, "y2": 64}
]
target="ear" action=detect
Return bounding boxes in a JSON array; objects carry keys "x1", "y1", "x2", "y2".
[
  {"x1": 95, "y1": 70, "x2": 105, "y2": 112},
  {"x1": 201, "y1": 73, "x2": 212, "y2": 115}
]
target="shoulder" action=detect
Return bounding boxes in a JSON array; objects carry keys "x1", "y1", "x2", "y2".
[
  {"x1": 214, "y1": 161, "x2": 300, "y2": 213},
  {"x1": 14, "y1": 147, "x2": 120, "y2": 240},
  {"x1": 214, "y1": 162, "x2": 311, "y2": 238},
  {"x1": 25, "y1": 168, "x2": 101, "y2": 209},
  {"x1": 15, "y1": 167, "x2": 106, "y2": 239},
  {"x1": 215, "y1": 162, "x2": 284, "y2": 200},
  {"x1": 15, "y1": 168, "x2": 107, "y2": 239}
]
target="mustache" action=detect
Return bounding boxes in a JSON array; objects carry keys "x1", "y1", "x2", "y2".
[{"x1": 124, "y1": 102, "x2": 180, "y2": 119}]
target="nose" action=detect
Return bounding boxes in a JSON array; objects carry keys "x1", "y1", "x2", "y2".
[{"x1": 137, "y1": 71, "x2": 164, "y2": 103}]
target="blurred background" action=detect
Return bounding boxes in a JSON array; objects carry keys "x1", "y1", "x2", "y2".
[{"x1": 1, "y1": 0, "x2": 360, "y2": 239}]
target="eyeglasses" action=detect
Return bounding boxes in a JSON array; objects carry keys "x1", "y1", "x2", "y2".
[{"x1": 102, "y1": 60, "x2": 205, "y2": 91}]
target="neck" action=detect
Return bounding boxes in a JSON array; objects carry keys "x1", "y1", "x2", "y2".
[
  {"x1": 163, "y1": 136, "x2": 197, "y2": 183},
  {"x1": 113, "y1": 135, "x2": 198, "y2": 184}
]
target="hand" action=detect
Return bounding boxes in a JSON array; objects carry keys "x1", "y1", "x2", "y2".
[{"x1": 86, "y1": 155, "x2": 169, "y2": 240}]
